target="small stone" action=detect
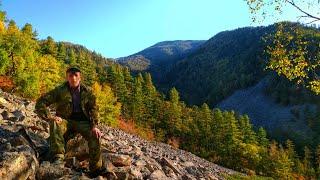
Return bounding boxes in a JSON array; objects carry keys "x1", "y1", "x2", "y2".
[
  {"x1": 132, "y1": 145, "x2": 143, "y2": 157},
  {"x1": 10, "y1": 135, "x2": 29, "y2": 147},
  {"x1": 106, "y1": 153, "x2": 132, "y2": 167},
  {"x1": 113, "y1": 166, "x2": 130, "y2": 180},
  {"x1": 1, "y1": 110, "x2": 12, "y2": 120},
  {"x1": 3, "y1": 142, "x2": 11, "y2": 151},
  {"x1": 141, "y1": 146, "x2": 147, "y2": 152},
  {"x1": 65, "y1": 157, "x2": 79, "y2": 168},
  {"x1": 161, "y1": 157, "x2": 182, "y2": 175},
  {"x1": 11, "y1": 109, "x2": 26, "y2": 121},
  {"x1": 163, "y1": 165, "x2": 177, "y2": 179},
  {"x1": 0, "y1": 97, "x2": 8, "y2": 106},
  {"x1": 148, "y1": 170, "x2": 168, "y2": 180},
  {"x1": 102, "y1": 155, "x2": 116, "y2": 172},
  {"x1": 185, "y1": 166, "x2": 201, "y2": 177},
  {"x1": 129, "y1": 168, "x2": 143, "y2": 180},
  {"x1": 134, "y1": 159, "x2": 146, "y2": 167},
  {"x1": 145, "y1": 158, "x2": 162, "y2": 172},
  {"x1": 140, "y1": 166, "x2": 151, "y2": 178},
  {"x1": 0, "y1": 151, "x2": 38, "y2": 180},
  {"x1": 182, "y1": 161, "x2": 195, "y2": 167},
  {"x1": 182, "y1": 174, "x2": 197, "y2": 180},
  {"x1": 37, "y1": 161, "x2": 72, "y2": 179}
]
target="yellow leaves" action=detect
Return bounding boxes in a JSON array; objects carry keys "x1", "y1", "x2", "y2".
[
  {"x1": 0, "y1": 21, "x2": 5, "y2": 34},
  {"x1": 92, "y1": 82, "x2": 121, "y2": 127},
  {"x1": 265, "y1": 23, "x2": 320, "y2": 93},
  {"x1": 38, "y1": 55, "x2": 63, "y2": 93},
  {"x1": 308, "y1": 80, "x2": 320, "y2": 95},
  {"x1": 239, "y1": 142, "x2": 261, "y2": 158}
]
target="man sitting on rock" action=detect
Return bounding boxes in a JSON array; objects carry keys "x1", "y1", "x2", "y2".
[{"x1": 35, "y1": 66, "x2": 105, "y2": 177}]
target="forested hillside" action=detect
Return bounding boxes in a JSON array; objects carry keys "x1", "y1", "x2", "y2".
[
  {"x1": 119, "y1": 22, "x2": 320, "y2": 155},
  {"x1": 162, "y1": 26, "x2": 273, "y2": 106},
  {"x1": 1, "y1": 10, "x2": 320, "y2": 179}
]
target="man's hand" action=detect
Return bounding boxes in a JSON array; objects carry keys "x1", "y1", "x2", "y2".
[
  {"x1": 49, "y1": 115, "x2": 63, "y2": 124},
  {"x1": 91, "y1": 127, "x2": 102, "y2": 139}
]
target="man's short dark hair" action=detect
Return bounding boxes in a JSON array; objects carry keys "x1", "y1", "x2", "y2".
[{"x1": 66, "y1": 66, "x2": 81, "y2": 74}]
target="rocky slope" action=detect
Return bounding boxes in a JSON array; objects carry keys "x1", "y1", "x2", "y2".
[
  {"x1": 217, "y1": 76, "x2": 316, "y2": 146},
  {"x1": 0, "y1": 89, "x2": 236, "y2": 180}
]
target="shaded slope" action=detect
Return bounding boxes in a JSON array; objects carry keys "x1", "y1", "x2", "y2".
[
  {"x1": 216, "y1": 76, "x2": 317, "y2": 148},
  {"x1": 162, "y1": 26, "x2": 274, "y2": 106}
]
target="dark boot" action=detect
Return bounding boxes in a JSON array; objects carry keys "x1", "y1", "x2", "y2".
[{"x1": 88, "y1": 167, "x2": 117, "y2": 179}]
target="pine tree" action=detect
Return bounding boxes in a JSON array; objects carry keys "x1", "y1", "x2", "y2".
[
  {"x1": 238, "y1": 115, "x2": 257, "y2": 144},
  {"x1": 316, "y1": 144, "x2": 320, "y2": 177},
  {"x1": 68, "y1": 48, "x2": 77, "y2": 65},
  {"x1": 21, "y1": 23, "x2": 37, "y2": 40},
  {"x1": 199, "y1": 103, "x2": 212, "y2": 153},
  {"x1": 56, "y1": 43, "x2": 67, "y2": 63},
  {"x1": 257, "y1": 127, "x2": 269, "y2": 147},
  {"x1": 76, "y1": 50, "x2": 97, "y2": 86},
  {"x1": 167, "y1": 87, "x2": 182, "y2": 136},
  {"x1": 302, "y1": 146, "x2": 316, "y2": 178},
  {"x1": 142, "y1": 72, "x2": 158, "y2": 128},
  {"x1": 41, "y1": 36, "x2": 58, "y2": 57},
  {"x1": 131, "y1": 74, "x2": 145, "y2": 125}
]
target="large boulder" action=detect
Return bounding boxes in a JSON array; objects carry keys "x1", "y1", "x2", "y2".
[{"x1": 0, "y1": 148, "x2": 38, "y2": 180}]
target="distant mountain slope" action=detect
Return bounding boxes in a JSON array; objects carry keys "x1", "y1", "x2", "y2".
[{"x1": 117, "y1": 40, "x2": 205, "y2": 82}]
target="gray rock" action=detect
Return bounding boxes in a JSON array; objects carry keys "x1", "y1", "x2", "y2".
[
  {"x1": 140, "y1": 166, "x2": 151, "y2": 178},
  {"x1": 11, "y1": 109, "x2": 26, "y2": 121},
  {"x1": 36, "y1": 161, "x2": 74, "y2": 180},
  {"x1": 10, "y1": 135, "x2": 29, "y2": 147},
  {"x1": 148, "y1": 170, "x2": 169, "y2": 180},
  {"x1": 145, "y1": 157, "x2": 162, "y2": 172},
  {"x1": 129, "y1": 167, "x2": 143, "y2": 180},
  {"x1": 102, "y1": 154, "x2": 116, "y2": 172},
  {"x1": 1, "y1": 110, "x2": 13, "y2": 120},
  {"x1": 163, "y1": 165, "x2": 178, "y2": 179},
  {"x1": 182, "y1": 174, "x2": 197, "y2": 180},
  {"x1": 161, "y1": 157, "x2": 182, "y2": 175},
  {"x1": 106, "y1": 153, "x2": 132, "y2": 167},
  {"x1": 133, "y1": 159, "x2": 147, "y2": 168},
  {"x1": 113, "y1": 166, "x2": 130, "y2": 180},
  {"x1": 0, "y1": 151, "x2": 38, "y2": 180},
  {"x1": 0, "y1": 97, "x2": 8, "y2": 106}
]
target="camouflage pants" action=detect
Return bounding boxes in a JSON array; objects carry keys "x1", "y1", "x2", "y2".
[{"x1": 49, "y1": 118, "x2": 102, "y2": 171}]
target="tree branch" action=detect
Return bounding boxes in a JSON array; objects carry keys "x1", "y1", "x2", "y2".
[{"x1": 287, "y1": 0, "x2": 320, "y2": 22}]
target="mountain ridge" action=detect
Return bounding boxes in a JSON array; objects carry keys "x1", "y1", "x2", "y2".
[{"x1": 116, "y1": 40, "x2": 205, "y2": 83}]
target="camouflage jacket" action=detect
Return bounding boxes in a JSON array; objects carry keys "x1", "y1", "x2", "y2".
[{"x1": 35, "y1": 81, "x2": 99, "y2": 128}]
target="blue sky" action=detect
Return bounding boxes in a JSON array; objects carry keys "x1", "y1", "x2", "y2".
[{"x1": 2, "y1": 0, "x2": 299, "y2": 58}]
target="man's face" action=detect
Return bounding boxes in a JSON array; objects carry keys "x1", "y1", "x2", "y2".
[{"x1": 66, "y1": 72, "x2": 81, "y2": 88}]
